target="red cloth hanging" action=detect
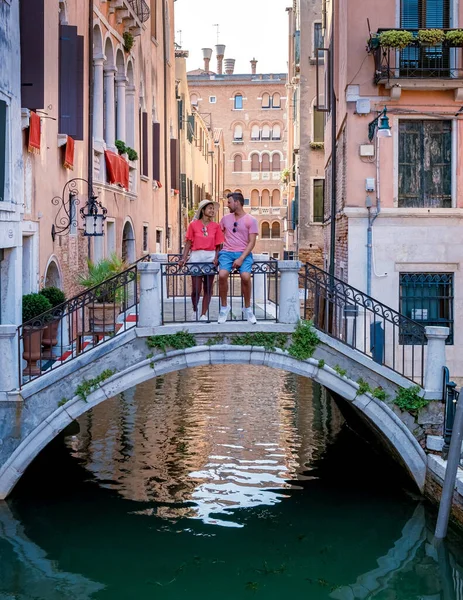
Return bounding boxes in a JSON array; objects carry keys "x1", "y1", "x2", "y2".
[
  {"x1": 63, "y1": 136, "x2": 75, "y2": 170},
  {"x1": 28, "y1": 111, "x2": 41, "y2": 154},
  {"x1": 104, "y1": 150, "x2": 129, "y2": 190}
]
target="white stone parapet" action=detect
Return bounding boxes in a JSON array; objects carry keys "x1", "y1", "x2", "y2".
[
  {"x1": 0, "y1": 326, "x2": 18, "y2": 392},
  {"x1": 138, "y1": 262, "x2": 162, "y2": 327},
  {"x1": 277, "y1": 260, "x2": 302, "y2": 324},
  {"x1": 424, "y1": 326, "x2": 450, "y2": 399}
]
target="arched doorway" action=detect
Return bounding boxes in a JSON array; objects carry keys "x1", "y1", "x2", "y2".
[
  {"x1": 122, "y1": 221, "x2": 136, "y2": 264},
  {"x1": 44, "y1": 258, "x2": 62, "y2": 289}
]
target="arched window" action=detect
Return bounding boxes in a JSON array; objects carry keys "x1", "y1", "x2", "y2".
[
  {"x1": 234, "y1": 188, "x2": 242, "y2": 194},
  {"x1": 262, "y1": 92, "x2": 270, "y2": 108},
  {"x1": 261, "y1": 222, "x2": 271, "y2": 238},
  {"x1": 251, "y1": 153, "x2": 260, "y2": 172},
  {"x1": 261, "y1": 153, "x2": 270, "y2": 172},
  {"x1": 190, "y1": 93, "x2": 198, "y2": 106},
  {"x1": 272, "y1": 189, "x2": 280, "y2": 206},
  {"x1": 271, "y1": 153, "x2": 281, "y2": 172},
  {"x1": 251, "y1": 124, "x2": 260, "y2": 140},
  {"x1": 272, "y1": 92, "x2": 281, "y2": 108},
  {"x1": 313, "y1": 107, "x2": 324, "y2": 143},
  {"x1": 233, "y1": 154, "x2": 243, "y2": 172},
  {"x1": 234, "y1": 94, "x2": 243, "y2": 110},
  {"x1": 233, "y1": 124, "x2": 243, "y2": 140},
  {"x1": 262, "y1": 124, "x2": 271, "y2": 140},
  {"x1": 272, "y1": 124, "x2": 281, "y2": 140},
  {"x1": 271, "y1": 222, "x2": 281, "y2": 238},
  {"x1": 251, "y1": 189, "x2": 260, "y2": 207},
  {"x1": 261, "y1": 189, "x2": 270, "y2": 205}
]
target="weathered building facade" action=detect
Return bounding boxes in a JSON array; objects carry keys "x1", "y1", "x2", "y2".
[{"x1": 188, "y1": 49, "x2": 288, "y2": 258}]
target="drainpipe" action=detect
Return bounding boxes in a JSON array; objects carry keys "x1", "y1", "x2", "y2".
[
  {"x1": 328, "y1": 9, "x2": 337, "y2": 280},
  {"x1": 366, "y1": 133, "x2": 381, "y2": 296},
  {"x1": 87, "y1": 0, "x2": 94, "y2": 260},
  {"x1": 162, "y1": 0, "x2": 169, "y2": 252}
]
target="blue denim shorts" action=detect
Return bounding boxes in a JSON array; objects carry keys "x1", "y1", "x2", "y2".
[{"x1": 218, "y1": 251, "x2": 253, "y2": 273}]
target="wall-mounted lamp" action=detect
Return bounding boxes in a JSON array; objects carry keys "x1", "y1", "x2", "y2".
[
  {"x1": 368, "y1": 106, "x2": 392, "y2": 142},
  {"x1": 51, "y1": 178, "x2": 107, "y2": 242}
]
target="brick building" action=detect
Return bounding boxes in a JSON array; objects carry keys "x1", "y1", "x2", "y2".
[{"x1": 187, "y1": 48, "x2": 288, "y2": 259}]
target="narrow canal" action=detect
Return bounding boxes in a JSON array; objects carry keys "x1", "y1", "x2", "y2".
[{"x1": 2, "y1": 366, "x2": 463, "y2": 599}]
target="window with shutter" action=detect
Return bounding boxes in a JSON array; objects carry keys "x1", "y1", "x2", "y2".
[
  {"x1": 261, "y1": 222, "x2": 270, "y2": 238},
  {"x1": 142, "y1": 112, "x2": 148, "y2": 177},
  {"x1": 20, "y1": 0, "x2": 45, "y2": 110},
  {"x1": 398, "y1": 120, "x2": 451, "y2": 208},
  {"x1": 271, "y1": 222, "x2": 280, "y2": 238},
  {"x1": 262, "y1": 125, "x2": 270, "y2": 140},
  {"x1": 313, "y1": 179, "x2": 324, "y2": 222},
  {"x1": 59, "y1": 26, "x2": 84, "y2": 140},
  {"x1": 251, "y1": 154, "x2": 260, "y2": 172},
  {"x1": 272, "y1": 93, "x2": 281, "y2": 108},
  {"x1": 313, "y1": 108, "x2": 324, "y2": 143},
  {"x1": 261, "y1": 189, "x2": 270, "y2": 205},
  {"x1": 272, "y1": 189, "x2": 280, "y2": 207},
  {"x1": 152, "y1": 122, "x2": 160, "y2": 181},
  {"x1": 262, "y1": 93, "x2": 270, "y2": 109},
  {"x1": 272, "y1": 124, "x2": 281, "y2": 140},
  {"x1": 251, "y1": 189, "x2": 259, "y2": 207},
  {"x1": 233, "y1": 124, "x2": 243, "y2": 140},
  {"x1": 0, "y1": 101, "x2": 6, "y2": 202},
  {"x1": 261, "y1": 153, "x2": 270, "y2": 172},
  {"x1": 233, "y1": 155, "x2": 242, "y2": 171},
  {"x1": 251, "y1": 125, "x2": 260, "y2": 140},
  {"x1": 271, "y1": 154, "x2": 281, "y2": 172},
  {"x1": 170, "y1": 138, "x2": 179, "y2": 189}
]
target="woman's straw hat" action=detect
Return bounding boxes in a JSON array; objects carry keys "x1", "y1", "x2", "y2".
[{"x1": 193, "y1": 199, "x2": 220, "y2": 221}]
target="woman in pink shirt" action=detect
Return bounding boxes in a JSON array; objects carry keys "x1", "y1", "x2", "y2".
[{"x1": 179, "y1": 200, "x2": 224, "y2": 321}]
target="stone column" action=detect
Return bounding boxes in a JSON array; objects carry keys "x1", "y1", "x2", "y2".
[
  {"x1": 93, "y1": 55, "x2": 105, "y2": 144},
  {"x1": 252, "y1": 254, "x2": 268, "y2": 303},
  {"x1": 0, "y1": 326, "x2": 18, "y2": 392},
  {"x1": 138, "y1": 262, "x2": 162, "y2": 327},
  {"x1": 125, "y1": 85, "x2": 136, "y2": 148},
  {"x1": 115, "y1": 75, "x2": 127, "y2": 143},
  {"x1": 424, "y1": 326, "x2": 450, "y2": 398},
  {"x1": 103, "y1": 66, "x2": 117, "y2": 149},
  {"x1": 278, "y1": 260, "x2": 302, "y2": 324}
]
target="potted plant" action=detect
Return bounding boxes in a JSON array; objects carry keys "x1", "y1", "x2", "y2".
[
  {"x1": 22, "y1": 293, "x2": 52, "y2": 375},
  {"x1": 115, "y1": 139, "x2": 127, "y2": 156},
  {"x1": 445, "y1": 29, "x2": 463, "y2": 47},
  {"x1": 126, "y1": 147, "x2": 138, "y2": 161},
  {"x1": 280, "y1": 167, "x2": 291, "y2": 184},
  {"x1": 78, "y1": 254, "x2": 127, "y2": 333},
  {"x1": 417, "y1": 28, "x2": 445, "y2": 46},
  {"x1": 378, "y1": 30, "x2": 414, "y2": 49},
  {"x1": 39, "y1": 286, "x2": 66, "y2": 354}
]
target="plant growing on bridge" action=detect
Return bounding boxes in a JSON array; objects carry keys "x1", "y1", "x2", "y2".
[
  {"x1": 230, "y1": 331, "x2": 288, "y2": 351},
  {"x1": 75, "y1": 368, "x2": 116, "y2": 402},
  {"x1": 146, "y1": 331, "x2": 196, "y2": 354},
  {"x1": 205, "y1": 334, "x2": 225, "y2": 346},
  {"x1": 287, "y1": 320, "x2": 319, "y2": 360},
  {"x1": 372, "y1": 386, "x2": 388, "y2": 402},
  {"x1": 317, "y1": 359, "x2": 325, "y2": 369},
  {"x1": 393, "y1": 385, "x2": 429, "y2": 414},
  {"x1": 333, "y1": 364, "x2": 347, "y2": 378},
  {"x1": 356, "y1": 378, "x2": 372, "y2": 397}
]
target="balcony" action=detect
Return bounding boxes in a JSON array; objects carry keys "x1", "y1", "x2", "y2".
[{"x1": 371, "y1": 29, "x2": 463, "y2": 99}]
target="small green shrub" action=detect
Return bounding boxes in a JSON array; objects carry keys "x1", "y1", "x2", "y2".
[
  {"x1": 333, "y1": 364, "x2": 347, "y2": 377},
  {"x1": 378, "y1": 29, "x2": 414, "y2": 49},
  {"x1": 39, "y1": 286, "x2": 66, "y2": 308},
  {"x1": 287, "y1": 320, "x2": 319, "y2": 360},
  {"x1": 146, "y1": 331, "x2": 196, "y2": 354},
  {"x1": 115, "y1": 139, "x2": 127, "y2": 155},
  {"x1": 123, "y1": 31, "x2": 134, "y2": 52},
  {"x1": 356, "y1": 378, "x2": 372, "y2": 397},
  {"x1": 231, "y1": 332, "x2": 288, "y2": 351},
  {"x1": 205, "y1": 334, "x2": 225, "y2": 347},
  {"x1": 126, "y1": 147, "x2": 138, "y2": 161},
  {"x1": 58, "y1": 397, "x2": 68, "y2": 407},
  {"x1": 372, "y1": 387, "x2": 388, "y2": 402},
  {"x1": 318, "y1": 359, "x2": 325, "y2": 369},
  {"x1": 393, "y1": 385, "x2": 429, "y2": 414},
  {"x1": 22, "y1": 293, "x2": 52, "y2": 323},
  {"x1": 445, "y1": 29, "x2": 463, "y2": 46},
  {"x1": 417, "y1": 28, "x2": 445, "y2": 46},
  {"x1": 75, "y1": 369, "x2": 116, "y2": 402}
]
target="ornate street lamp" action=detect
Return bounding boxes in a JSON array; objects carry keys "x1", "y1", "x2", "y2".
[
  {"x1": 368, "y1": 106, "x2": 392, "y2": 142},
  {"x1": 51, "y1": 178, "x2": 107, "y2": 241}
]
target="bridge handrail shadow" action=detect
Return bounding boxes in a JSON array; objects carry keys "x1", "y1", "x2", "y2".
[{"x1": 303, "y1": 262, "x2": 426, "y2": 385}]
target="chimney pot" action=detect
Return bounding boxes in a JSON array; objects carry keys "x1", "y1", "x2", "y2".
[
  {"x1": 250, "y1": 57, "x2": 258, "y2": 75},
  {"x1": 215, "y1": 44, "x2": 226, "y2": 74},
  {"x1": 202, "y1": 47, "x2": 213, "y2": 72},
  {"x1": 224, "y1": 58, "x2": 235, "y2": 75}
]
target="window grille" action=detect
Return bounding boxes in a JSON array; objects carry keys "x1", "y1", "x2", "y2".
[{"x1": 399, "y1": 272, "x2": 453, "y2": 344}]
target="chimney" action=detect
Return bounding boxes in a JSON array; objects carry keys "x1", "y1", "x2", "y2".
[
  {"x1": 202, "y1": 47, "x2": 212, "y2": 72},
  {"x1": 224, "y1": 58, "x2": 235, "y2": 75},
  {"x1": 250, "y1": 57, "x2": 257, "y2": 75},
  {"x1": 216, "y1": 44, "x2": 226, "y2": 75}
]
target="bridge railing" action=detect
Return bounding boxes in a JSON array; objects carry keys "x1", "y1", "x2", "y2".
[
  {"x1": 18, "y1": 264, "x2": 141, "y2": 388},
  {"x1": 303, "y1": 263, "x2": 426, "y2": 385},
  {"x1": 160, "y1": 255, "x2": 278, "y2": 323}
]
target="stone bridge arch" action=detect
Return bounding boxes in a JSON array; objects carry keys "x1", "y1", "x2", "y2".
[{"x1": 0, "y1": 330, "x2": 427, "y2": 499}]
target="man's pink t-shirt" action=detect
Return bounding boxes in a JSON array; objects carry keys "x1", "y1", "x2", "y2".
[{"x1": 220, "y1": 213, "x2": 259, "y2": 252}]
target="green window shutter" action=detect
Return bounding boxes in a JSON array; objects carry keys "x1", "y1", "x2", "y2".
[
  {"x1": 0, "y1": 100, "x2": 6, "y2": 202},
  {"x1": 313, "y1": 179, "x2": 324, "y2": 222}
]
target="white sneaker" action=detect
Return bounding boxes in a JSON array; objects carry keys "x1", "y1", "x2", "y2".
[
  {"x1": 243, "y1": 307, "x2": 257, "y2": 324},
  {"x1": 217, "y1": 306, "x2": 231, "y2": 324},
  {"x1": 188, "y1": 308, "x2": 197, "y2": 321},
  {"x1": 199, "y1": 314, "x2": 208, "y2": 322}
]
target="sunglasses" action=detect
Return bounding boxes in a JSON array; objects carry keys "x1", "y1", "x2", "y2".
[
  {"x1": 202, "y1": 226, "x2": 208, "y2": 237},
  {"x1": 232, "y1": 221, "x2": 238, "y2": 233}
]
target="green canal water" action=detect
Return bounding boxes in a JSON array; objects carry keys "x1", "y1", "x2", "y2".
[{"x1": 2, "y1": 365, "x2": 463, "y2": 599}]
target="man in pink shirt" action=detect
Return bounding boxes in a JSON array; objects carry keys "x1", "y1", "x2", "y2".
[{"x1": 217, "y1": 192, "x2": 259, "y2": 324}]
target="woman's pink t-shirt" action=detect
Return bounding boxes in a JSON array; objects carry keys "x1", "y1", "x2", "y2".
[{"x1": 220, "y1": 213, "x2": 259, "y2": 252}]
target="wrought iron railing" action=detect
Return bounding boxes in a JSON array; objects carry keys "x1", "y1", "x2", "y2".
[
  {"x1": 371, "y1": 29, "x2": 463, "y2": 82},
  {"x1": 442, "y1": 366, "x2": 460, "y2": 460},
  {"x1": 303, "y1": 263, "x2": 426, "y2": 384},
  {"x1": 161, "y1": 257, "x2": 278, "y2": 324},
  {"x1": 17, "y1": 261, "x2": 147, "y2": 388},
  {"x1": 127, "y1": 0, "x2": 150, "y2": 23}
]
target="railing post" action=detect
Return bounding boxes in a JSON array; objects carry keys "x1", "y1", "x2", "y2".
[
  {"x1": 138, "y1": 262, "x2": 162, "y2": 327},
  {"x1": 424, "y1": 326, "x2": 450, "y2": 399},
  {"x1": 278, "y1": 260, "x2": 302, "y2": 324},
  {"x1": 151, "y1": 253, "x2": 168, "y2": 300},
  {"x1": 252, "y1": 253, "x2": 268, "y2": 303},
  {"x1": 0, "y1": 325, "x2": 18, "y2": 392}
]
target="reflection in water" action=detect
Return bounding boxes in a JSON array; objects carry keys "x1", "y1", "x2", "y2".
[{"x1": 2, "y1": 365, "x2": 463, "y2": 599}]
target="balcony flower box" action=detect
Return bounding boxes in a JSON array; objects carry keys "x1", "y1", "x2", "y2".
[
  {"x1": 417, "y1": 29, "x2": 445, "y2": 47},
  {"x1": 445, "y1": 29, "x2": 463, "y2": 47},
  {"x1": 378, "y1": 30, "x2": 414, "y2": 49}
]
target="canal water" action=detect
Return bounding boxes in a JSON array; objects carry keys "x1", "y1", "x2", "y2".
[{"x1": 2, "y1": 365, "x2": 463, "y2": 599}]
